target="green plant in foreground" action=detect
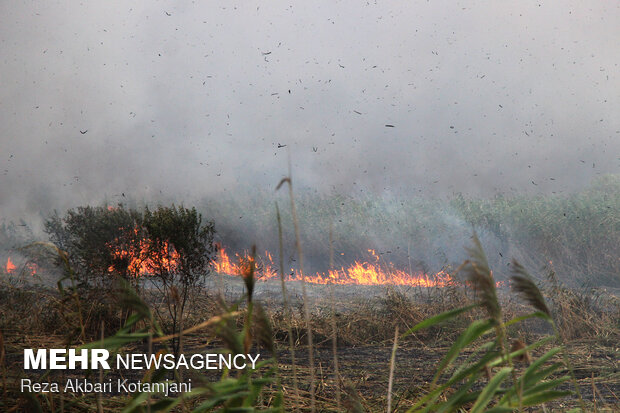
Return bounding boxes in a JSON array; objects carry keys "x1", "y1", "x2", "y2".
[
  {"x1": 21, "y1": 245, "x2": 281, "y2": 412},
  {"x1": 12, "y1": 231, "x2": 600, "y2": 412},
  {"x1": 398, "y1": 234, "x2": 583, "y2": 413},
  {"x1": 117, "y1": 247, "x2": 282, "y2": 413}
]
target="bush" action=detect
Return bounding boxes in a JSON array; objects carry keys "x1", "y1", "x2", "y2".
[{"x1": 43, "y1": 204, "x2": 217, "y2": 343}]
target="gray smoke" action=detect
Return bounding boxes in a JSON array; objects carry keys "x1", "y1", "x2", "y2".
[{"x1": 1, "y1": 0, "x2": 619, "y2": 229}]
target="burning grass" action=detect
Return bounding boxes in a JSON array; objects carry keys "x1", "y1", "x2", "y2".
[
  {"x1": 214, "y1": 246, "x2": 454, "y2": 287},
  {"x1": 205, "y1": 174, "x2": 620, "y2": 288}
]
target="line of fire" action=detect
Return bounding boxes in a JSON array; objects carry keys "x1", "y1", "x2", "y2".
[{"x1": 3, "y1": 241, "x2": 503, "y2": 288}]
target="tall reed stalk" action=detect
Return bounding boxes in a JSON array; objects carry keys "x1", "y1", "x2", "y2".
[
  {"x1": 277, "y1": 175, "x2": 316, "y2": 412},
  {"x1": 329, "y1": 224, "x2": 341, "y2": 410},
  {"x1": 387, "y1": 326, "x2": 398, "y2": 413},
  {"x1": 276, "y1": 202, "x2": 300, "y2": 408}
]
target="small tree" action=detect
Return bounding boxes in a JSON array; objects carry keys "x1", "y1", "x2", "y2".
[
  {"x1": 44, "y1": 204, "x2": 216, "y2": 345},
  {"x1": 142, "y1": 205, "x2": 216, "y2": 355},
  {"x1": 45, "y1": 205, "x2": 146, "y2": 288}
]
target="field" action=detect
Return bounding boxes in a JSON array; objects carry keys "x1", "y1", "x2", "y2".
[{"x1": 1, "y1": 175, "x2": 619, "y2": 412}]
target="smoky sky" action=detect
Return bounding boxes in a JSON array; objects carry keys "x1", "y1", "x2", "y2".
[{"x1": 1, "y1": 1, "x2": 619, "y2": 223}]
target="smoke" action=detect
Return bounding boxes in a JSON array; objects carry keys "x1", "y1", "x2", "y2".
[{"x1": 1, "y1": 0, "x2": 619, "y2": 229}]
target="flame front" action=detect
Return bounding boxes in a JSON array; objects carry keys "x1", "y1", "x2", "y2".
[
  {"x1": 214, "y1": 248, "x2": 453, "y2": 287},
  {"x1": 3, "y1": 244, "x2": 494, "y2": 287}
]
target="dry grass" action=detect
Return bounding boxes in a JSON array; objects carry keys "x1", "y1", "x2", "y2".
[
  {"x1": 1, "y1": 277, "x2": 619, "y2": 411},
  {"x1": 1, "y1": 227, "x2": 619, "y2": 412}
]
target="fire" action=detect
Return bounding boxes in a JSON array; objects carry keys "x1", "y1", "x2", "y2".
[
  {"x1": 214, "y1": 248, "x2": 453, "y2": 287},
  {"x1": 107, "y1": 237, "x2": 181, "y2": 275},
  {"x1": 3, "y1": 242, "x2": 502, "y2": 288},
  {"x1": 4, "y1": 257, "x2": 37, "y2": 276},
  {"x1": 212, "y1": 247, "x2": 240, "y2": 275},
  {"x1": 6, "y1": 257, "x2": 16, "y2": 273}
]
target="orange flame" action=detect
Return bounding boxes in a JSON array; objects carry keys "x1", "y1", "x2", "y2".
[
  {"x1": 4, "y1": 257, "x2": 37, "y2": 276},
  {"x1": 212, "y1": 247, "x2": 239, "y2": 275},
  {"x1": 214, "y1": 248, "x2": 454, "y2": 287},
  {"x1": 3, "y1": 242, "x2": 504, "y2": 287},
  {"x1": 107, "y1": 237, "x2": 181, "y2": 276},
  {"x1": 6, "y1": 257, "x2": 16, "y2": 273}
]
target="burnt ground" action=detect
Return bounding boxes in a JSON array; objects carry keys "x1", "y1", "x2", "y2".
[
  {"x1": 275, "y1": 342, "x2": 620, "y2": 411},
  {"x1": 2, "y1": 278, "x2": 619, "y2": 411},
  {"x1": 4, "y1": 331, "x2": 619, "y2": 412}
]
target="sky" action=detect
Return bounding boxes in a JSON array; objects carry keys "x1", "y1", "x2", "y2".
[{"x1": 1, "y1": 0, "x2": 619, "y2": 223}]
